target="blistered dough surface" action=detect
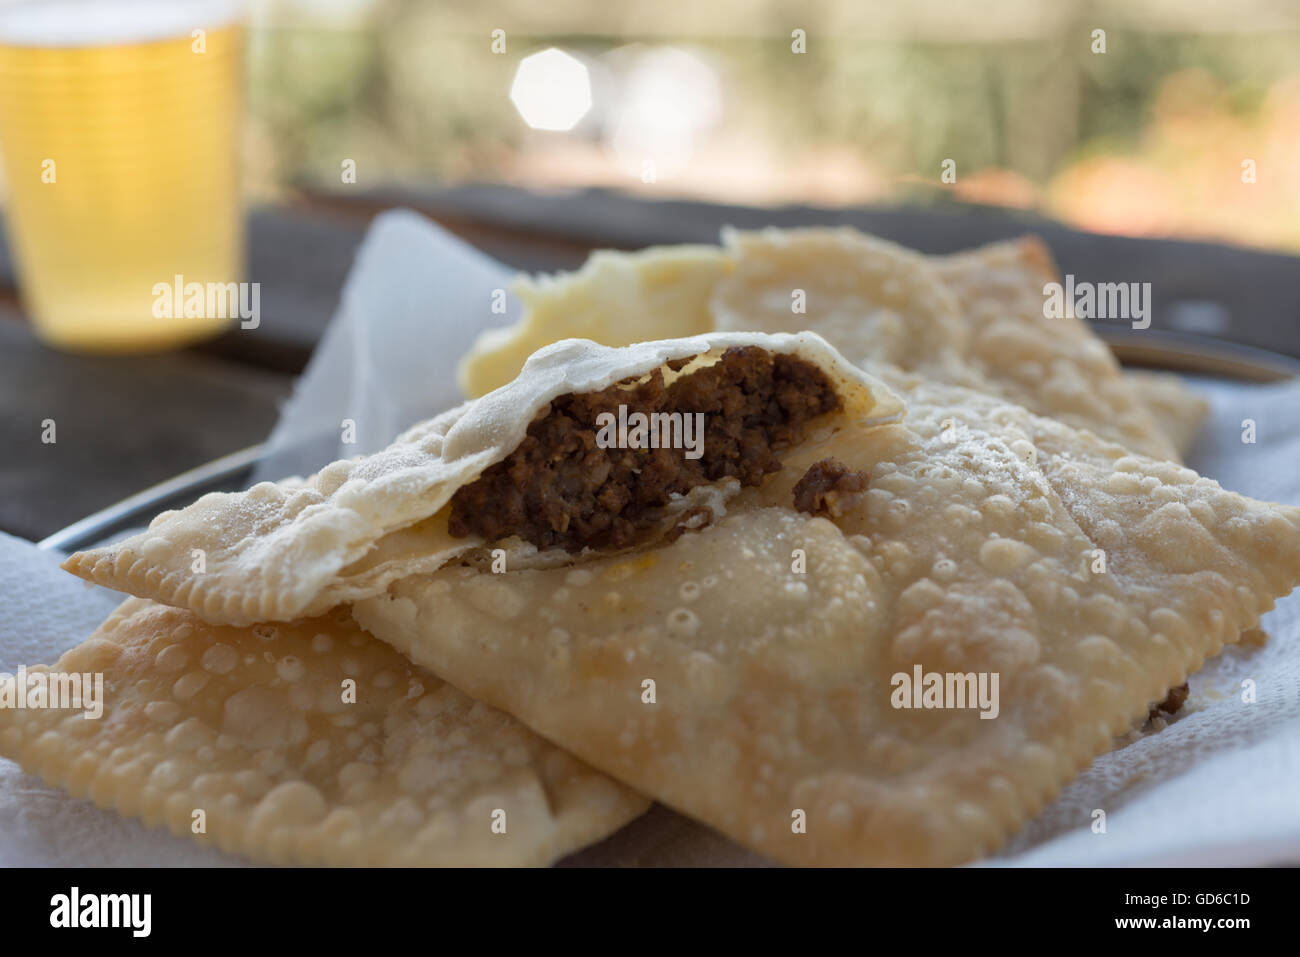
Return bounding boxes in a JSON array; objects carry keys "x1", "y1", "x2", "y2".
[
  {"x1": 0, "y1": 599, "x2": 649, "y2": 866},
  {"x1": 932, "y1": 237, "x2": 1180, "y2": 461},
  {"x1": 1122, "y1": 370, "x2": 1210, "y2": 458},
  {"x1": 356, "y1": 379, "x2": 1300, "y2": 866},
  {"x1": 459, "y1": 228, "x2": 1185, "y2": 461}
]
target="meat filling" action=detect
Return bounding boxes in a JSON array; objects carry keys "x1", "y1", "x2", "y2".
[
  {"x1": 1150, "y1": 682, "x2": 1189, "y2": 719},
  {"x1": 792, "y1": 457, "x2": 871, "y2": 518},
  {"x1": 448, "y1": 346, "x2": 842, "y2": 551}
]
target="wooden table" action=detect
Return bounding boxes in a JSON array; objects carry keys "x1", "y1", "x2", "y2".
[{"x1": 4, "y1": 185, "x2": 1299, "y2": 541}]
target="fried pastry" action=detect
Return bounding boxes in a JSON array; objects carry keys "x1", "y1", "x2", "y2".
[
  {"x1": 352, "y1": 356, "x2": 1300, "y2": 865},
  {"x1": 0, "y1": 598, "x2": 648, "y2": 866},
  {"x1": 459, "y1": 228, "x2": 1187, "y2": 461},
  {"x1": 63, "y1": 333, "x2": 903, "y2": 625},
  {"x1": 1122, "y1": 370, "x2": 1210, "y2": 459}
]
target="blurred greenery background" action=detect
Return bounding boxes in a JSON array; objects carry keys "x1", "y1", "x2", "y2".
[{"x1": 242, "y1": 0, "x2": 1298, "y2": 252}]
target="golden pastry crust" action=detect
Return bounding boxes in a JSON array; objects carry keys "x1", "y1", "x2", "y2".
[
  {"x1": 354, "y1": 376, "x2": 1300, "y2": 866},
  {"x1": 931, "y1": 237, "x2": 1180, "y2": 461},
  {"x1": 457, "y1": 228, "x2": 1183, "y2": 462},
  {"x1": 63, "y1": 332, "x2": 901, "y2": 626},
  {"x1": 459, "y1": 244, "x2": 730, "y2": 399},
  {"x1": 0, "y1": 599, "x2": 649, "y2": 866},
  {"x1": 713, "y1": 226, "x2": 974, "y2": 373},
  {"x1": 1123, "y1": 369, "x2": 1210, "y2": 459}
]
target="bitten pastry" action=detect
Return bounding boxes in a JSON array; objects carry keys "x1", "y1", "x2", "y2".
[{"x1": 63, "y1": 332, "x2": 902, "y2": 626}]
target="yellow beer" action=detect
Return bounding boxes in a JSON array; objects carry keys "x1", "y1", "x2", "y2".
[{"x1": 0, "y1": 0, "x2": 243, "y2": 352}]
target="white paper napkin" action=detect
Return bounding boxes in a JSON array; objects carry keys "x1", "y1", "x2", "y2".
[
  {"x1": 0, "y1": 533, "x2": 242, "y2": 866},
  {"x1": 4, "y1": 209, "x2": 1298, "y2": 866},
  {"x1": 252, "y1": 210, "x2": 519, "y2": 484}
]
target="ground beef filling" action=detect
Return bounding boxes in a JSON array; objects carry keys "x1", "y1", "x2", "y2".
[
  {"x1": 792, "y1": 457, "x2": 871, "y2": 518},
  {"x1": 1151, "y1": 683, "x2": 1189, "y2": 719},
  {"x1": 447, "y1": 346, "x2": 842, "y2": 551}
]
